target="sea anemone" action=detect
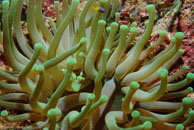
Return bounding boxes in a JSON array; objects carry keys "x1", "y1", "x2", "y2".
[{"x1": 0, "y1": 0, "x2": 193, "y2": 129}]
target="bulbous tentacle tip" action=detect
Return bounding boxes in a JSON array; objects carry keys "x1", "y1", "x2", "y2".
[
  {"x1": 3, "y1": 0, "x2": 9, "y2": 6},
  {"x1": 54, "y1": 1, "x2": 59, "y2": 4},
  {"x1": 176, "y1": 124, "x2": 184, "y2": 130},
  {"x1": 120, "y1": 25, "x2": 128, "y2": 32},
  {"x1": 34, "y1": 65, "x2": 45, "y2": 72},
  {"x1": 159, "y1": 30, "x2": 167, "y2": 37},
  {"x1": 182, "y1": 65, "x2": 189, "y2": 70},
  {"x1": 101, "y1": 95, "x2": 108, "y2": 103},
  {"x1": 187, "y1": 87, "x2": 193, "y2": 92},
  {"x1": 98, "y1": 20, "x2": 106, "y2": 26},
  {"x1": 131, "y1": 22, "x2": 137, "y2": 27},
  {"x1": 130, "y1": 27, "x2": 137, "y2": 34},
  {"x1": 106, "y1": 26, "x2": 111, "y2": 32},
  {"x1": 80, "y1": 37, "x2": 87, "y2": 44},
  {"x1": 99, "y1": 0, "x2": 108, "y2": 5},
  {"x1": 34, "y1": 43, "x2": 43, "y2": 50},
  {"x1": 48, "y1": 108, "x2": 57, "y2": 117},
  {"x1": 143, "y1": 121, "x2": 152, "y2": 130},
  {"x1": 67, "y1": 58, "x2": 76, "y2": 67},
  {"x1": 158, "y1": 68, "x2": 168, "y2": 78},
  {"x1": 131, "y1": 110, "x2": 140, "y2": 118},
  {"x1": 1, "y1": 110, "x2": 8, "y2": 117},
  {"x1": 175, "y1": 32, "x2": 184, "y2": 40},
  {"x1": 178, "y1": 49, "x2": 184, "y2": 53},
  {"x1": 186, "y1": 73, "x2": 194, "y2": 80},
  {"x1": 88, "y1": 93, "x2": 95, "y2": 101},
  {"x1": 79, "y1": 52, "x2": 86, "y2": 58},
  {"x1": 182, "y1": 97, "x2": 193, "y2": 105},
  {"x1": 170, "y1": 36, "x2": 176, "y2": 42},
  {"x1": 55, "y1": 108, "x2": 62, "y2": 121},
  {"x1": 102, "y1": 49, "x2": 110, "y2": 56},
  {"x1": 73, "y1": 84, "x2": 81, "y2": 92},
  {"x1": 111, "y1": 22, "x2": 119, "y2": 29},
  {"x1": 130, "y1": 81, "x2": 140, "y2": 89},
  {"x1": 115, "y1": 12, "x2": 120, "y2": 15},
  {"x1": 47, "y1": 17, "x2": 53, "y2": 21},
  {"x1": 73, "y1": 0, "x2": 80, "y2": 4},
  {"x1": 146, "y1": 4, "x2": 155, "y2": 13}
]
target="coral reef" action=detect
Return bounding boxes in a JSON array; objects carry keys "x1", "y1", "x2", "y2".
[{"x1": 0, "y1": 0, "x2": 193, "y2": 129}]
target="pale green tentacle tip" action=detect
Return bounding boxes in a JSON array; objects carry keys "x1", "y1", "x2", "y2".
[
  {"x1": 2, "y1": 0, "x2": 9, "y2": 6},
  {"x1": 80, "y1": 37, "x2": 87, "y2": 45},
  {"x1": 131, "y1": 22, "x2": 137, "y2": 27},
  {"x1": 146, "y1": 4, "x2": 155, "y2": 13},
  {"x1": 47, "y1": 17, "x2": 53, "y2": 21},
  {"x1": 186, "y1": 73, "x2": 194, "y2": 80},
  {"x1": 1, "y1": 110, "x2": 8, "y2": 117},
  {"x1": 120, "y1": 25, "x2": 128, "y2": 32},
  {"x1": 143, "y1": 121, "x2": 152, "y2": 130},
  {"x1": 178, "y1": 49, "x2": 184, "y2": 53},
  {"x1": 130, "y1": 81, "x2": 140, "y2": 89},
  {"x1": 159, "y1": 30, "x2": 167, "y2": 37},
  {"x1": 100, "y1": 95, "x2": 108, "y2": 103},
  {"x1": 175, "y1": 32, "x2": 184, "y2": 40},
  {"x1": 34, "y1": 43, "x2": 43, "y2": 50},
  {"x1": 55, "y1": 108, "x2": 62, "y2": 121},
  {"x1": 102, "y1": 49, "x2": 110, "y2": 56},
  {"x1": 34, "y1": 65, "x2": 45, "y2": 72},
  {"x1": 73, "y1": 0, "x2": 80, "y2": 4},
  {"x1": 115, "y1": 12, "x2": 120, "y2": 17},
  {"x1": 131, "y1": 110, "x2": 140, "y2": 118},
  {"x1": 88, "y1": 93, "x2": 95, "y2": 101},
  {"x1": 170, "y1": 36, "x2": 176, "y2": 42},
  {"x1": 182, "y1": 97, "x2": 192, "y2": 106},
  {"x1": 111, "y1": 22, "x2": 119, "y2": 29},
  {"x1": 176, "y1": 124, "x2": 184, "y2": 130},
  {"x1": 99, "y1": 0, "x2": 108, "y2": 5},
  {"x1": 187, "y1": 87, "x2": 193, "y2": 92},
  {"x1": 106, "y1": 26, "x2": 111, "y2": 32},
  {"x1": 115, "y1": 12, "x2": 120, "y2": 15},
  {"x1": 48, "y1": 108, "x2": 57, "y2": 118},
  {"x1": 129, "y1": 14, "x2": 134, "y2": 20},
  {"x1": 79, "y1": 52, "x2": 86, "y2": 57},
  {"x1": 157, "y1": 68, "x2": 168, "y2": 78},
  {"x1": 98, "y1": 20, "x2": 106, "y2": 27},
  {"x1": 130, "y1": 27, "x2": 137, "y2": 34},
  {"x1": 67, "y1": 58, "x2": 76, "y2": 67},
  {"x1": 182, "y1": 65, "x2": 189, "y2": 70},
  {"x1": 72, "y1": 84, "x2": 80, "y2": 92},
  {"x1": 54, "y1": 1, "x2": 59, "y2": 4}
]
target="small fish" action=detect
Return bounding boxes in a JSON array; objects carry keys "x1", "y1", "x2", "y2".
[{"x1": 92, "y1": 6, "x2": 104, "y2": 13}]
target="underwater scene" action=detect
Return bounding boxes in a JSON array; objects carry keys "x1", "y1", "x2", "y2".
[{"x1": 0, "y1": 0, "x2": 194, "y2": 129}]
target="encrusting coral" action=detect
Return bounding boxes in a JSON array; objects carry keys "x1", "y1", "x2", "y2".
[{"x1": 0, "y1": 0, "x2": 194, "y2": 129}]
